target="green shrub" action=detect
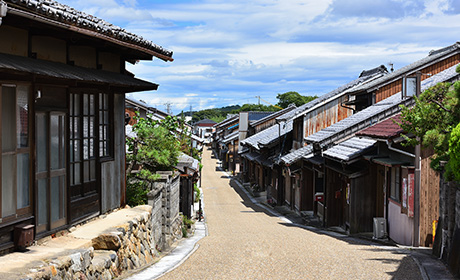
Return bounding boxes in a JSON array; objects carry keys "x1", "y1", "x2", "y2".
[
  {"x1": 181, "y1": 214, "x2": 195, "y2": 238},
  {"x1": 194, "y1": 183, "x2": 201, "y2": 203},
  {"x1": 126, "y1": 180, "x2": 149, "y2": 207}
]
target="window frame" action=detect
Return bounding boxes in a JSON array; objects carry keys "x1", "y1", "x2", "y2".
[
  {"x1": 389, "y1": 166, "x2": 401, "y2": 202},
  {"x1": 98, "y1": 92, "x2": 114, "y2": 162}
]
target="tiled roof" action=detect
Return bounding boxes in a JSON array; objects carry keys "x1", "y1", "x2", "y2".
[
  {"x1": 176, "y1": 153, "x2": 199, "y2": 173},
  {"x1": 0, "y1": 53, "x2": 158, "y2": 90},
  {"x1": 276, "y1": 66, "x2": 387, "y2": 122},
  {"x1": 5, "y1": 0, "x2": 173, "y2": 61},
  {"x1": 305, "y1": 93, "x2": 411, "y2": 148},
  {"x1": 306, "y1": 63, "x2": 460, "y2": 148},
  {"x1": 323, "y1": 137, "x2": 377, "y2": 162},
  {"x1": 250, "y1": 104, "x2": 296, "y2": 127},
  {"x1": 190, "y1": 133, "x2": 204, "y2": 143},
  {"x1": 356, "y1": 114, "x2": 403, "y2": 139},
  {"x1": 240, "y1": 119, "x2": 293, "y2": 150},
  {"x1": 248, "y1": 111, "x2": 275, "y2": 122},
  {"x1": 348, "y1": 42, "x2": 460, "y2": 95},
  {"x1": 215, "y1": 115, "x2": 238, "y2": 128},
  {"x1": 241, "y1": 152, "x2": 259, "y2": 161},
  {"x1": 222, "y1": 130, "x2": 239, "y2": 144},
  {"x1": 195, "y1": 118, "x2": 217, "y2": 126},
  {"x1": 280, "y1": 145, "x2": 314, "y2": 165}
]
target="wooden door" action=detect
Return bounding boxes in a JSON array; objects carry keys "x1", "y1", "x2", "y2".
[
  {"x1": 69, "y1": 93, "x2": 99, "y2": 223},
  {"x1": 35, "y1": 112, "x2": 66, "y2": 233}
]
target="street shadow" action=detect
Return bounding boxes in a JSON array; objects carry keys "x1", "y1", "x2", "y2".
[
  {"x1": 206, "y1": 157, "x2": 442, "y2": 280},
  {"x1": 387, "y1": 256, "x2": 424, "y2": 280},
  {"x1": 210, "y1": 156, "x2": 429, "y2": 278},
  {"x1": 228, "y1": 178, "x2": 279, "y2": 218}
]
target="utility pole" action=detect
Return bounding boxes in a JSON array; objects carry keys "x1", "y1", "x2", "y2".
[{"x1": 164, "y1": 102, "x2": 172, "y2": 115}]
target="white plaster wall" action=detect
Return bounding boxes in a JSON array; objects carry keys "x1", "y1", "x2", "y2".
[{"x1": 388, "y1": 200, "x2": 414, "y2": 245}]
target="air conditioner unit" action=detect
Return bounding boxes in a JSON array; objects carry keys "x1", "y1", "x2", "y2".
[{"x1": 373, "y1": 217, "x2": 387, "y2": 239}]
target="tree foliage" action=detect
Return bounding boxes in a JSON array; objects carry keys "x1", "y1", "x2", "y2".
[
  {"x1": 190, "y1": 104, "x2": 278, "y2": 123},
  {"x1": 276, "y1": 91, "x2": 317, "y2": 108},
  {"x1": 190, "y1": 105, "x2": 241, "y2": 123},
  {"x1": 126, "y1": 115, "x2": 182, "y2": 206},
  {"x1": 449, "y1": 122, "x2": 460, "y2": 181},
  {"x1": 238, "y1": 104, "x2": 278, "y2": 112},
  {"x1": 398, "y1": 76, "x2": 460, "y2": 180}
]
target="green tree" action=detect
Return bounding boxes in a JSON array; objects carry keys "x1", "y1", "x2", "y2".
[
  {"x1": 449, "y1": 122, "x2": 460, "y2": 181},
  {"x1": 398, "y1": 74, "x2": 460, "y2": 179},
  {"x1": 236, "y1": 103, "x2": 278, "y2": 112},
  {"x1": 126, "y1": 114, "x2": 181, "y2": 205},
  {"x1": 276, "y1": 91, "x2": 317, "y2": 108}
]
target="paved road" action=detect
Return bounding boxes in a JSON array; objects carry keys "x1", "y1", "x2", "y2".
[{"x1": 160, "y1": 148, "x2": 422, "y2": 280}]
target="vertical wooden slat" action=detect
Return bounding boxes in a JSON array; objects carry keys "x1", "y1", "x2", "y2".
[{"x1": 0, "y1": 85, "x2": 3, "y2": 219}]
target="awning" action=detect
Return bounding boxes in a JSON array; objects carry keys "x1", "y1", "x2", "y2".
[
  {"x1": 363, "y1": 155, "x2": 411, "y2": 167},
  {"x1": 255, "y1": 153, "x2": 274, "y2": 168},
  {"x1": 325, "y1": 161, "x2": 368, "y2": 179},
  {"x1": 0, "y1": 53, "x2": 158, "y2": 92},
  {"x1": 323, "y1": 137, "x2": 377, "y2": 163},
  {"x1": 242, "y1": 152, "x2": 259, "y2": 161},
  {"x1": 303, "y1": 155, "x2": 324, "y2": 166}
]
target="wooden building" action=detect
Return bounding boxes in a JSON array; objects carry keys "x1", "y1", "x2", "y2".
[
  {"x1": 0, "y1": 0, "x2": 173, "y2": 252},
  {"x1": 307, "y1": 63, "x2": 459, "y2": 244},
  {"x1": 346, "y1": 43, "x2": 460, "y2": 110},
  {"x1": 277, "y1": 66, "x2": 388, "y2": 213},
  {"x1": 238, "y1": 107, "x2": 295, "y2": 196}
]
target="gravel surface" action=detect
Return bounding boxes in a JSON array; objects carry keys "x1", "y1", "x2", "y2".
[{"x1": 160, "y1": 148, "x2": 422, "y2": 280}]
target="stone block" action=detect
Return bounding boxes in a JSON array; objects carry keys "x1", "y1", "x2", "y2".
[
  {"x1": 92, "y1": 233, "x2": 122, "y2": 250},
  {"x1": 70, "y1": 252, "x2": 82, "y2": 273}
]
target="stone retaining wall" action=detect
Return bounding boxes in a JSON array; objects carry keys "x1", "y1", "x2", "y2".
[{"x1": 26, "y1": 172, "x2": 184, "y2": 279}]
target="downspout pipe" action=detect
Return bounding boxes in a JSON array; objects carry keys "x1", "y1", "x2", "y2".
[
  {"x1": 385, "y1": 139, "x2": 415, "y2": 158},
  {"x1": 0, "y1": 1, "x2": 7, "y2": 25}
]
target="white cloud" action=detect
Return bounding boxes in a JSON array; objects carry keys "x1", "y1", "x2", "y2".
[{"x1": 59, "y1": 0, "x2": 460, "y2": 114}]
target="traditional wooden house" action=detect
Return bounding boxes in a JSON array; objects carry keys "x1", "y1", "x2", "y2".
[
  {"x1": 345, "y1": 42, "x2": 460, "y2": 110},
  {"x1": 307, "y1": 64, "x2": 459, "y2": 245},
  {"x1": 221, "y1": 130, "x2": 239, "y2": 173},
  {"x1": 213, "y1": 114, "x2": 239, "y2": 159},
  {"x1": 278, "y1": 42, "x2": 460, "y2": 216},
  {"x1": 193, "y1": 118, "x2": 217, "y2": 145},
  {"x1": 238, "y1": 107, "x2": 295, "y2": 190},
  {"x1": 125, "y1": 97, "x2": 170, "y2": 126},
  {"x1": 276, "y1": 66, "x2": 388, "y2": 212},
  {"x1": 214, "y1": 111, "x2": 273, "y2": 172},
  {"x1": 0, "y1": 0, "x2": 173, "y2": 252},
  {"x1": 240, "y1": 117, "x2": 294, "y2": 201}
]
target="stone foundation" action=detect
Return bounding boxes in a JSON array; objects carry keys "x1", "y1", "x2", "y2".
[{"x1": 24, "y1": 173, "x2": 184, "y2": 279}]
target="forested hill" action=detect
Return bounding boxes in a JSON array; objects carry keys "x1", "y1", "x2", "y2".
[
  {"x1": 182, "y1": 104, "x2": 280, "y2": 123},
  {"x1": 180, "y1": 91, "x2": 317, "y2": 124}
]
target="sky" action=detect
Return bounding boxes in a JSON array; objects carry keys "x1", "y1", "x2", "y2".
[{"x1": 58, "y1": 0, "x2": 460, "y2": 115}]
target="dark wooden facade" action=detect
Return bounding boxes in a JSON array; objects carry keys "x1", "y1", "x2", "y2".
[{"x1": 0, "y1": 1, "x2": 171, "y2": 252}]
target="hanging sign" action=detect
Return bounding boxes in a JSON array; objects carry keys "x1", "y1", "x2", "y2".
[
  {"x1": 408, "y1": 174, "x2": 415, "y2": 217},
  {"x1": 402, "y1": 178, "x2": 408, "y2": 208}
]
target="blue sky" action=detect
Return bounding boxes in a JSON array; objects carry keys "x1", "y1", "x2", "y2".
[{"x1": 59, "y1": 0, "x2": 460, "y2": 114}]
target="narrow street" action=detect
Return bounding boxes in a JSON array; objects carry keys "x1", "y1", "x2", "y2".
[{"x1": 160, "y1": 147, "x2": 422, "y2": 280}]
